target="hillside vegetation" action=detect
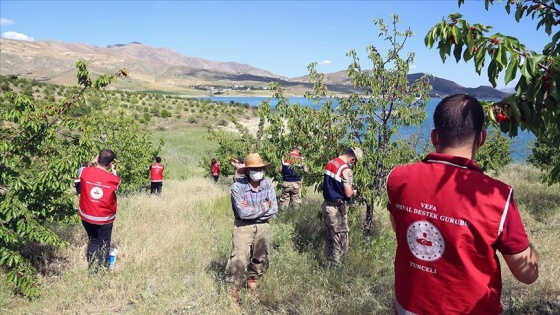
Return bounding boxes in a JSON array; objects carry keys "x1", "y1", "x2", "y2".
[
  {"x1": 1, "y1": 125, "x2": 559, "y2": 314},
  {"x1": 0, "y1": 75, "x2": 259, "y2": 133}
]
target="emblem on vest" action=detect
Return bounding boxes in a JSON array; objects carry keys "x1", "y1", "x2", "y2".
[
  {"x1": 407, "y1": 220, "x2": 445, "y2": 262},
  {"x1": 90, "y1": 186, "x2": 104, "y2": 200}
]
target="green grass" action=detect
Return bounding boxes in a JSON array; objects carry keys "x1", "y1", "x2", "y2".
[
  {"x1": 156, "y1": 127, "x2": 218, "y2": 179},
  {"x1": 2, "y1": 122, "x2": 559, "y2": 314}
]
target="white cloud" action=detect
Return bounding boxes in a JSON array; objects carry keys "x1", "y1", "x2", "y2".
[
  {"x1": 0, "y1": 18, "x2": 15, "y2": 25},
  {"x1": 1, "y1": 31, "x2": 34, "y2": 41},
  {"x1": 410, "y1": 64, "x2": 418, "y2": 69},
  {"x1": 318, "y1": 60, "x2": 331, "y2": 65}
]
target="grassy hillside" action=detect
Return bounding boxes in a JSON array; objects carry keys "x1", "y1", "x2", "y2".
[
  {"x1": 1, "y1": 124, "x2": 559, "y2": 314},
  {"x1": 0, "y1": 75, "x2": 260, "y2": 133}
]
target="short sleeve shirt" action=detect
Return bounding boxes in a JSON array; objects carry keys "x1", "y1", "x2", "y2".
[
  {"x1": 342, "y1": 168, "x2": 353, "y2": 186},
  {"x1": 386, "y1": 153, "x2": 529, "y2": 314}
]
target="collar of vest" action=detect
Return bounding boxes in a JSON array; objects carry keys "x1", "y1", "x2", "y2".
[{"x1": 423, "y1": 152, "x2": 482, "y2": 173}]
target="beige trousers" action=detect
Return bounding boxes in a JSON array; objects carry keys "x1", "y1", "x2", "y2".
[
  {"x1": 322, "y1": 201, "x2": 349, "y2": 265},
  {"x1": 225, "y1": 220, "x2": 271, "y2": 286},
  {"x1": 279, "y1": 181, "x2": 302, "y2": 210}
]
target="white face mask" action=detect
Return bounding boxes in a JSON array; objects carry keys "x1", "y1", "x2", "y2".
[{"x1": 249, "y1": 170, "x2": 264, "y2": 181}]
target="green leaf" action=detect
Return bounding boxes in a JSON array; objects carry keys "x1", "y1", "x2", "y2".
[
  {"x1": 517, "y1": 101, "x2": 532, "y2": 125},
  {"x1": 439, "y1": 42, "x2": 449, "y2": 62},
  {"x1": 508, "y1": 119, "x2": 519, "y2": 137},
  {"x1": 527, "y1": 57, "x2": 536, "y2": 76},
  {"x1": 451, "y1": 25, "x2": 461, "y2": 43},
  {"x1": 514, "y1": 6, "x2": 522, "y2": 22},
  {"x1": 475, "y1": 47, "x2": 487, "y2": 74},
  {"x1": 549, "y1": 78, "x2": 559, "y2": 101},
  {"x1": 504, "y1": 56, "x2": 519, "y2": 85},
  {"x1": 511, "y1": 102, "x2": 521, "y2": 124},
  {"x1": 425, "y1": 27, "x2": 436, "y2": 48},
  {"x1": 500, "y1": 120, "x2": 509, "y2": 133},
  {"x1": 498, "y1": 45, "x2": 508, "y2": 70},
  {"x1": 439, "y1": 20, "x2": 448, "y2": 39},
  {"x1": 520, "y1": 60, "x2": 531, "y2": 82},
  {"x1": 516, "y1": 75, "x2": 528, "y2": 95},
  {"x1": 487, "y1": 59, "x2": 498, "y2": 87},
  {"x1": 463, "y1": 45, "x2": 473, "y2": 61},
  {"x1": 424, "y1": 31, "x2": 433, "y2": 48},
  {"x1": 453, "y1": 43, "x2": 463, "y2": 63},
  {"x1": 488, "y1": 105, "x2": 496, "y2": 123}
]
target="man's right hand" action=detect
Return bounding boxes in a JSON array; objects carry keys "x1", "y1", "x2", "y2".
[{"x1": 90, "y1": 155, "x2": 99, "y2": 165}]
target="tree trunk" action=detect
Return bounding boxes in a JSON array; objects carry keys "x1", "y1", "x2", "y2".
[{"x1": 364, "y1": 203, "x2": 374, "y2": 246}]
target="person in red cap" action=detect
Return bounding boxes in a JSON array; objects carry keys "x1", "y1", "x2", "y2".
[
  {"x1": 278, "y1": 146, "x2": 308, "y2": 210},
  {"x1": 386, "y1": 94, "x2": 539, "y2": 314}
]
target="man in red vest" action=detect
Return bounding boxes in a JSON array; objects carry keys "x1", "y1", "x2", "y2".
[
  {"x1": 79, "y1": 149, "x2": 120, "y2": 272},
  {"x1": 386, "y1": 94, "x2": 539, "y2": 314},
  {"x1": 149, "y1": 156, "x2": 164, "y2": 195}
]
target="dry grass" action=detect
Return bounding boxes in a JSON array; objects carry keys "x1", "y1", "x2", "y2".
[
  {"x1": 3, "y1": 179, "x2": 238, "y2": 315},
  {"x1": 1, "y1": 155, "x2": 559, "y2": 314},
  {"x1": 495, "y1": 164, "x2": 560, "y2": 313}
]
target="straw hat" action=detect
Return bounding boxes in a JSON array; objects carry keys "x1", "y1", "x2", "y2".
[
  {"x1": 237, "y1": 153, "x2": 272, "y2": 172},
  {"x1": 351, "y1": 147, "x2": 363, "y2": 161}
]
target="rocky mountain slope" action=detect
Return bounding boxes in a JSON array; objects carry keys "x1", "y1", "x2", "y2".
[
  {"x1": 292, "y1": 71, "x2": 508, "y2": 99},
  {"x1": 0, "y1": 38, "x2": 507, "y2": 98},
  {"x1": 0, "y1": 39, "x2": 285, "y2": 91}
]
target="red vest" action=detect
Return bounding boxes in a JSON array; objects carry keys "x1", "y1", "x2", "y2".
[
  {"x1": 211, "y1": 163, "x2": 220, "y2": 176},
  {"x1": 79, "y1": 166, "x2": 120, "y2": 225},
  {"x1": 387, "y1": 153, "x2": 529, "y2": 315},
  {"x1": 322, "y1": 157, "x2": 350, "y2": 202},
  {"x1": 150, "y1": 163, "x2": 164, "y2": 182}
]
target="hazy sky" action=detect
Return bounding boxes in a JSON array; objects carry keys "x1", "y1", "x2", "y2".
[{"x1": 0, "y1": 1, "x2": 553, "y2": 88}]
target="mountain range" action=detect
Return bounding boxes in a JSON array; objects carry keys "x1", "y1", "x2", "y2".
[{"x1": 0, "y1": 38, "x2": 508, "y2": 98}]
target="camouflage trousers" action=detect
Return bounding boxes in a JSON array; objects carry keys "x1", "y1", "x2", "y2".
[
  {"x1": 225, "y1": 219, "x2": 271, "y2": 286},
  {"x1": 279, "y1": 181, "x2": 302, "y2": 210},
  {"x1": 322, "y1": 201, "x2": 349, "y2": 265}
]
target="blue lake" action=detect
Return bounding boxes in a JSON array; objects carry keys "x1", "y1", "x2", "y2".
[{"x1": 198, "y1": 96, "x2": 535, "y2": 163}]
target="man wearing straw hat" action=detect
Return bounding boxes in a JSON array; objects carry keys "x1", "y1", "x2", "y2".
[
  {"x1": 322, "y1": 147, "x2": 363, "y2": 267},
  {"x1": 225, "y1": 152, "x2": 278, "y2": 300}
]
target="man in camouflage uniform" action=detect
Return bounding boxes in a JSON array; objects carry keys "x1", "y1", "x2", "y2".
[
  {"x1": 322, "y1": 147, "x2": 362, "y2": 266},
  {"x1": 278, "y1": 146, "x2": 308, "y2": 210}
]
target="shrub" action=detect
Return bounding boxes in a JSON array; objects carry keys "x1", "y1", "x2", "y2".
[
  {"x1": 160, "y1": 109, "x2": 172, "y2": 118},
  {"x1": 475, "y1": 128, "x2": 513, "y2": 173}
]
